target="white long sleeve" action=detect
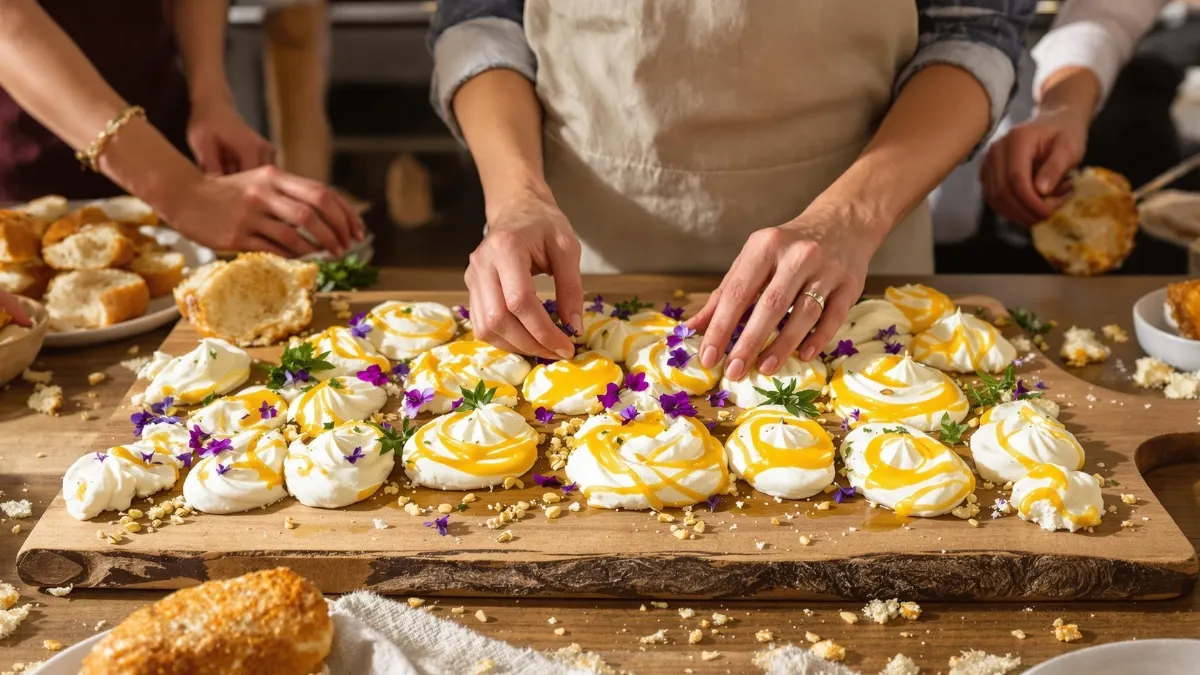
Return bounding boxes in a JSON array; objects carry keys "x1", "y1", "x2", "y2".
[{"x1": 1031, "y1": 0, "x2": 1170, "y2": 106}]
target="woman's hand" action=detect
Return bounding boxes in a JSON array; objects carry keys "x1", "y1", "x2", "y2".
[
  {"x1": 187, "y1": 97, "x2": 275, "y2": 176},
  {"x1": 464, "y1": 188, "x2": 583, "y2": 361},
  {"x1": 981, "y1": 107, "x2": 1089, "y2": 227},
  {"x1": 166, "y1": 165, "x2": 364, "y2": 257},
  {"x1": 688, "y1": 204, "x2": 874, "y2": 380},
  {"x1": 0, "y1": 290, "x2": 32, "y2": 327}
]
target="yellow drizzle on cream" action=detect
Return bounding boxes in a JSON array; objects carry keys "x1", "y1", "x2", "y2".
[
  {"x1": 522, "y1": 351, "x2": 623, "y2": 413},
  {"x1": 830, "y1": 353, "x2": 968, "y2": 432},
  {"x1": 885, "y1": 284, "x2": 956, "y2": 333}
]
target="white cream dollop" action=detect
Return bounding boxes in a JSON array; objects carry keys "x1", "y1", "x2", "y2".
[
  {"x1": 725, "y1": 405, "x2": 835, "y2": 499},
  {"x1": 364, "y1": 300, "x2": 457, "y2": 359},
  {"x1": 884, "y1": 284, "x2": 956, "y2": 334},
  {"x1": 840, "y1": 423, "x2": 975, "y2": 518},
  {"x1": 721, "y1": 355, "x2": 826, "y2": 408},
  {"x1": 829, "y1": 353, "x2": 968, "y2": 432},
  {"x1": 403, "y1": 403, "x2": 538, "y2": 490},
  {"x1": 970, "y1": 401, "x2": 1085, "y2": 484},
  {"x1": 188, "y1": 385, "x2": 287, "y2": 437},
  {"x1": 405, "y1": 340, "x2": 531, "y2": 414},
  {"x1": 285, "y1": 421, "x2": 394, "y2": 508},
  {"x1": 522, "y1": 351, "x2": 623, "y2": 415},
  {"x1": 63, "y1": 443, "x2": 182, "y2": 521},
  {"x1": 1010, "y1": 463, "x2": 1103, "y2": 532},
  {"x1": 911, "y1": 309, "x2": 1017, "y2": 374},
  {"x1": 581, "y1": 304, "x2": 677, "y2": 363},
  {"x1": 628, "y1": 335, "x2": 723, "y2": 396},
  {"x1": 565, "y1": 411, "x2": 729, "y2": 510},
  {"x1": 825, "y1": 299, "x2": 912, "y2": 358},
  {"x1": 305, "y1": 327, "x2": 391, "y2": 381},
  {"x1": 143, "y1": 338, "x2": 251, "y2": 405},
  {"x1": 286, "y1": 375, "x2": 388, "y2": 436},
  {"x1": 136, "y1": 351, "x2": 173, "y2": 380},
  {"x1": 182, "y1": 429, "x2": 289, "y2": 514}
]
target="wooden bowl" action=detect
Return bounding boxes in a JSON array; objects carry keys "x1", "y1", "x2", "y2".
[{"x1": 0, "y1": 296, "x2": 49, "y2": 386}]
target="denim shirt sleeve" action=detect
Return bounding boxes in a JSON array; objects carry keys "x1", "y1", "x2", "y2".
[
  {"x1": 429, "y1": 0, "x2": 532, "y2": 142},
  {"x1": 901, "y1": 0, "x2": 1038, "y2": 150}
]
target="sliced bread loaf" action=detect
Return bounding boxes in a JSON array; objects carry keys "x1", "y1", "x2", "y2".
[
  {"x1": 175, "y1": 252, "x2": 317, "y2": 346},
  {"x1": 45, "y1": 268, "x2": 149, "y2": 329},
  {"x1": 129, "y1": 250, "x2": 185, "y2": 298},
  {"x1": 43, "y1": 224, "x2": 136, "y2": 270},
  {"x1": 0, "y1": 211, "x2": 42, "y2": 263},
  {"x1": 0, "y1": 260, "x2": 56, "y2": 298}
]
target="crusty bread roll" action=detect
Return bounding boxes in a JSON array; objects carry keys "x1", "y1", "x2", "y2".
[
  {"x1": 45, "y1": 268, "x2": 149, "y2": 329},
  {"x1": 129, "y1": 250, "x2": 185, "y2": 298},
  {"x1": 1167, "y1": 279, "x2": 1200, "y2": 340},
  {"x1": 41, "y1": 206, "x2": 112, "y2": 246},
  {"x1": 175, "y1": 252, "x2": 318, "y2": 346},
  {"x1": 1031, "y1": 167, "x2": 1138, "y2": 276},
  {"x1": 87, "y1": 195, "x2": 159, "y2": 226},
  {"x1": 0, "y1": 211, "x2": 42, "y2": 264},
  {"x1": 15, "y1": 195, "x2": 68, "y2": 233},
  {"x1": 0, "y1": 260, "x2": 56, "y2": 298},
  {"x1": 82, "y1": 568, "x2": 332, "y2": 675},
  {"x1": 43, "y1": 224, "x2": 136, "y2": 270}
]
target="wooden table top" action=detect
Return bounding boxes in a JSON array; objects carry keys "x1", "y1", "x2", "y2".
[{"x1": 3, "y1": 271, "x2": 1198, "y2": 674}]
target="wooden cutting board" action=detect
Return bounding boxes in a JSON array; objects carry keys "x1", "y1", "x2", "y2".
[{"x1": 16, "y1": 291, "x2": 1200, "y2": 601}]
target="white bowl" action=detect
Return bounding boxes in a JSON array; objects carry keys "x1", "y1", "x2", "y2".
[
  {"x1": 1133, "y1": 288, "x2": 1200, "y2": 371},
  {"x1": 1026, "y1": 639, "x2": 1200, "y2": 675}
]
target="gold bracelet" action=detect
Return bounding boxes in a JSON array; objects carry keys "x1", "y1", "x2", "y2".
[{"x1": 75, "y1": 105, "x2": 146, "y2": 172}]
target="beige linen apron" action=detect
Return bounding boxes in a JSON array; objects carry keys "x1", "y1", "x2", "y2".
[{"x1": 525, "y1": 0, "x2": 933, "y2": 275}]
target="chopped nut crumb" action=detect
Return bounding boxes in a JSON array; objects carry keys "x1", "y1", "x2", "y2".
[
  {"x1": 638, "y1": 629, "x2": 668, "y2": 645},
  {"x1": 1053, "y1": 618, "x2": 1082, "y2": 642},
  {"x1": 805, "y1": 631, "x2": 821, "y2": 643},
  {"x1": 755, "y1": 629, "x2": 774, "y2": 643},
  {"x1": 545, "y1": 505, "x2": 562, "y2": 519},
  {"x1": 799, "y1": 535, "x2": 812, "y2": 546},
  {"x1": 553, "y1": 627, "x2": 566, "y2": 636},
  {"x1": 711, "y1": 612, "x2": 730, "y2": 626},
  {"x1": 475, "y1": 609, "x2": 489, "y2": 623},
  {"x1": 87, "y1": 372, "x2": 106, "y2": 385},
  {"x1": 688, "y1": 628, "x2": 703, "y2": 644},
  {"x1": 451, "y1": 607, "x2": 464, "y2": 614},
  {"x1": 700, "y1": 650, "x2": 720, "y2": 661},
  {"x1": 1011, "y1": 629, "x2": 1026, "y2": 639},
  {"x1": 1120, "y1": 494, "x2": 1137, "y2": 505},
  {"x1": 283, "y1": 516, "x2": 297, "y2": 530},
  {"x1": 839, "y1": 610, "x2": 859, "y2": 624},
  {"x1": 42, "y1": 639, "x2": 62, "y2": 652},
  {"x1": 899, "y1": 601, "x2": 922, "y2": 620},
  {"x1": 407, "y1": 597, "x2": 425, "y2": 608},
  {"x1": 496, "y1": 530, "x2": 513, "y2": 543},
  {"x1": 810, "y1": 639, "x2": 846, "y2": 662}
]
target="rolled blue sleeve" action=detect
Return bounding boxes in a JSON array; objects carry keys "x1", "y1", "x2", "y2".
[
  {"x1": 429, "y1": 0, "x2": 534, "y2": 142},
  {"x1": 900, "y1": 0, "x2": 1038, "y2": 148}
]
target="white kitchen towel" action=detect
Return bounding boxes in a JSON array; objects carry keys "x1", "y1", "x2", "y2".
[{"x1": 326, "y1": 592, "x2": 600, "y2": 675}]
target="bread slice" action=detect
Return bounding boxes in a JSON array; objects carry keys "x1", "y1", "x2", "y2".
[
  {"x1": 81, "y1": 568, "x2": 332, "y2": 675},
  {"x1": 1031, "y1": 167, "x2": 1138, "y2": 276},
  {"x1": 0, "y1": 211, "x2": 42, "y2": 264},
  {"x1": 129, "y1": 250, "x2": 185, "y2": 298},
  {"x1": 175, "y1": 252, "x2": 318, "y2": 346},
  {"x1": 43, "y1": 224, "x2": 135, "y2": 270},
  {"x1": 41, "y1": 206, "x2": 111, "y2": 246},
  {"x1": 86, "y1": 195, "x2": 159, "y2": 226},
  {"x1": 15, "y1": 195, "x2": 68, "y2": 234},
  {"x1": 0, "y1": 260, "x2": 56, "y2": 298},
  {"x1": 45, "y1": 268, "x2": 149, "y2": 329}
]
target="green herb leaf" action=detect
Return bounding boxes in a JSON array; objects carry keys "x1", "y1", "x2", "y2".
[
  {"x1": 965, "y1": 364, "x2": 1017, "y2": 409},
  {"x1": 208, "y1": 348, "x2": 218, "y2": 359},
  {"x1": 751, "y1": 378, "x2": 820, "y2": 419},
  {"x1": 880, "y1": 426, "x2": 911, "y2": 435},
  {"x1": 316, "y1": 254, "x2": 379, "y2": 292},
  {"x1": 264, "y1": 342, "x2": 335, "y2": 389},
  {"x1": 939, "y1": 414, "x2": 970, "y2": 445},
  {"x1": 199, "y1": 391, "x2": 218, "y2": 407},
  {"x1": 612, "y1": 296, "x2": 655, "y2": 319},
  {"x1": 374, "y1": 419, "x2": 415, "y2": 457},
  {"x1": 455, "y1": 503, "x2": 469, "y2": 512},
  {"x1": 1007, "y1": 307, "x2": 1051, "y2": 337},
  {"x1": 323, "y1": 421, "x2": 335, "y2": 430},
  {"x1": 328, "y1": 378, "x2": 343, "y2": 389},
  {"x1": 457, "y1": 380, "x2": 497, "y2": 412}
]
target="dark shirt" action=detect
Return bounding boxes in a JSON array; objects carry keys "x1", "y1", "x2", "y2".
[{"x1": 0, "y1": 0, "x2": 190, "y2": 202}]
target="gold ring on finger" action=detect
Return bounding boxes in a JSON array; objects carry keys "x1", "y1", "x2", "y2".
[{"x1": 801, "y1": 288, "x2": 826, "y2": 311}]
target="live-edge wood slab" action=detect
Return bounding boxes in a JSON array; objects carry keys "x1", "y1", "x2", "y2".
[{"x1": 17, "y1": 291, "x2": 1200, "y2": 601}]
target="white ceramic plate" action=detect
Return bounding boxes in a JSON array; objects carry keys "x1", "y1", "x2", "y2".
[
  {"x1": 42, "y1": 227, "x2": 216, "y2": 349},
  {"x1": 1026, "y1": 639, "x2": 1200, "y2": 675},
  {"x1": 1132, "y1": 288, "x2": 1200, "y2": 371},
  {"x1": 35, "y1": 630, "x2": 107, "y2": 674}
]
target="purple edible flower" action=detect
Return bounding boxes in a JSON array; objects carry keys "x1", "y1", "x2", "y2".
[
  {"x1": 666, "y1": 324, "x2": 695, "y2": 348},
  {"x1": 876, "y1": 325, "x2": 898, "y2": 342},
  {"x1": 216, "y1": 463, "x2": 231, "y2": 476},
  {"x1": 840, "y1": 409, "x2": 861, "y2": 432},
  {"x1": 660, "y1": 391, "x2": 698, "y2": 419},
  {"x1": 177, "y1": 452, "x2": 193, "y2": 469},
  {"x1": 283, "y1": 369, "x2": 310, "y2": 387},
  {"x1": 188, "y1": 425, "x2": 211, "y2": 452},
  {"x1": 597, "y1": 382, "x2": 622, "y2": 410},
  {"x1": 403, "y1": 388, "x2": 435, "y2": 417},
  {"x1": 706, "y1": 495, "x2": 720, "y2": 512},
  {"x1": 457, "y1": 306, "x2": 470, "y2": 320},
  {"x1": 561, "y1": 482, "x2": 579, "y2": 494},
  {"x1": 533, "y1": 356, "x2": 557, "y2": 366},
  {"x1": 349, "y1": 311, "x2": 372, "y2": 338},
  {"x1": 357, "y1": 364, "x2": 389, "y2": 387},
  {"x1": 201, "y1": 438, "x2": 232, "y2": 458},
  {"x1": 725, "y1": 323, "x2": 744, "y2": 354},
  {"x1": 707, "y1": 389, "x2": 729, "y2": 408},
  {"x1": 559, "y1": 322, "x2": 578, "y2": 337},
  {"x1": 624, "y1": 371, "x2": 648, "y2": 393},
  {"x1": 618, "y1": 406, "x2": 639, "y2": 425},
  {"x1": 738, "y1": 304, "x2": 756, "y2": 325},
  {"x1": 667, "y1": 348, "x2": 693, "y2": 369},
  {"x1": 344, "y1": 446, "x2": 366, "y2": 464},
  {"x1": 392, "y1": 361, "x2": 411, "y2": 382},
  {"x1": 543, "y1": 299, "x2": 558, "y2": 315},
  {"x1": 586, "y1": 296, "x2": 604, "y2": 313},
  {"x1": 831, "y1": 485, "x2": 856, "y2": 504},
  {"x1": 610, "y1": 305, "x2": 632, "y2": 320},
  {"x1": 883, "y1": 341, "x2": 904, "y2": 355},
  {"x1": 129, "y1": 410, "x2": 153, "y2": 436},
  {"x1": 259, "y1": 400, "x2": 278, "y2": 420},
  {"x1": 1036, "y1": 380, "x2": 1047, "y2": 390},
  {"x1": 450, "y1": 398, "x2": 464, "y2": 411},
  {"x1": 533, "y1": 473, "x2": 562, "y2": 488},
  {"x1": 424, "y1": 514, "x2": 450, "y2": 536},
  {"x1": 705, "y1": 419, "x2": 718, "y2": 431},
  {"x1": 138, "y1": 451, "x2": 159, "y2": 465},
  {"x1": 662, "y1": 302, "x2": 685, "y2": 320},
  {"x1": 149, "y1": 397, "x2": 174, "y2": 415},
  {"x1": 94, "y1": 452, "x2": 107, "y2": 463},
  {"x1": 534, "y1": 407, "x2": 555, "y2": 424},
  {"x1": 828, "y1": 339, "x2": 858, "y2": 359}
]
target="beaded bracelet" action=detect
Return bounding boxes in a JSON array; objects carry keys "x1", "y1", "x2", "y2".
[{"x1": 75, "y1": 105, "x2": 146, "y2": 172}]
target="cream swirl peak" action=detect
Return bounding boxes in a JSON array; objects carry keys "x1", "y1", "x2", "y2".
[
  {"x1": 582, "y1": 302, "x2": 678, "y2": 363},
  {"x1": 182, "y1": 429, "x2": 289, "y2": 515},
  {"x1": 523, "y1": 350, "x2": 623, "y2": 415},
  {"x1": 721, "y1": 355, "x2": 826, "y2": 408},
  {"x1": 565, "y1": 410, "x2": 729, "y2": 511},
  {"x1": 285, "y1": 421, "x2": 393, "y2": 508},
  {"x1": 830, "y1": 353, "x2": 968, "y2": 432},
  {"x1": 143, "y1": 338, "x2": 251, "y2": 405},
  {"x1": 1011, "y1": 463, "x2": 1103, "y2": 532},
  {"x1": 405, "y1": 340, "x2": 532, "y2": 414},
  {"x1": 286, "y1": 375, "x2": 388, "y2": 437},
  {"x1": 188, "y1": 385, "x2": 287, "y2": 437},
  {"x1": 628, "y1": 332, "x2": 723, "y2": 396},
  {"x1": 63, "y1": 442, "x2": 183, "y2": 521},
  {"x1": 305, "y1": 326, "x2": 390, "y2": 380},
  {"x1": 364, "y1": 300, "x2": 457, "y2": 359},
  {"x1": 725, "y1": 405, "x2": 835, "y2": 499},
  {"x1": 970, "y1": 401, "x2": 1085, "y2": 483},
  {"x1": 840, "y1": 423, "x2": 975, "y2": 517},
  {"x1": 884, "y1": 284, "x2": 956, "y2": 334},
  {"x1": 403, "y1": 402, "x2": 538, "y2": 490},
  {"x1": 911, "y1": 309, "x2": 1017, "y2": 374}
]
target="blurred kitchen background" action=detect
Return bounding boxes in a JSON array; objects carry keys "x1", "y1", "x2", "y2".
[{"x1": 225, "y1": 0, "x2": 1200, "y2": 274}]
